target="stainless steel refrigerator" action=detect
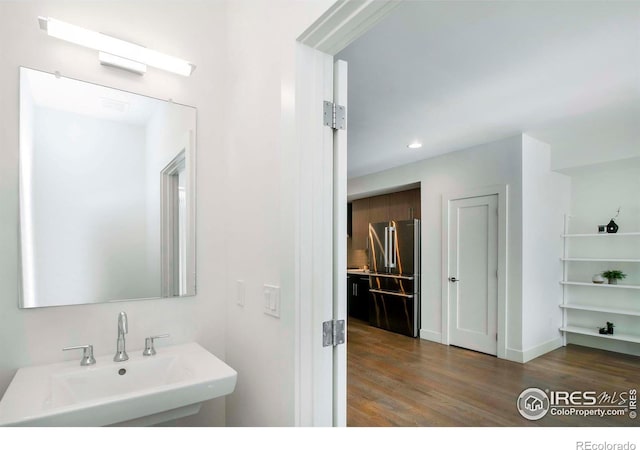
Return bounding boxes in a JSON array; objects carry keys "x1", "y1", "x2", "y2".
[{"x1": 368, "y1": 219, "x2": 420, "y2": 337}]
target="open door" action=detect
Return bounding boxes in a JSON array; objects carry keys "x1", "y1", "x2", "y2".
[
  {"x1": 294, "y1": 0, "x2": 399, "y2": 427},
  {"x1": 294, "y1": 45, "x2": 347, "y2": 427}
]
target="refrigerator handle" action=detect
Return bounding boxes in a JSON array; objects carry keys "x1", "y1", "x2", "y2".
[
  {"x1": 383, "y1": 226, "x2": 388, "y2": 268},
  {"x1": 388, "y1": 226, "x2": 397, "y2": 268}
]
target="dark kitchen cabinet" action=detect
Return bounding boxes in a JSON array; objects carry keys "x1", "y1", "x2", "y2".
[
  {"x1": 389, "y1": 190, "x2": 416, "y2": 221},
  {"x1": 347, "y1": 275, "x2": 370, "y2": 321},
  {"x1": 349, "y1": 188, "x2": 420, "y2": 251},
  {"x1": 410, "y1": 188, "x2": 421, "y2": 220},
  {"x1": 368, "y1": 194, "x2": 389, "y2": 224},
  {"x1": 351, "y1": 198, "x2": 369, "y2": 250}
]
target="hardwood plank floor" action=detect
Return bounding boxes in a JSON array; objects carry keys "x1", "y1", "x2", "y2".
[{"x1": 347, "y1": 319, "x2": 640, "y2": 427}]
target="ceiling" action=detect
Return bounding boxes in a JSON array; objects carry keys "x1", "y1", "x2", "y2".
[{"x1": 337, "y1": 1, "x2": 640, "y2": 179}]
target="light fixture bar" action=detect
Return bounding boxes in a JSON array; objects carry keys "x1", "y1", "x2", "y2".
[
  {"x1": 99, "y1": 52, "x2": 147, "y2": 75},
  {"x1": 38, "y1": 16, "x2": 195, "y2": 77}
]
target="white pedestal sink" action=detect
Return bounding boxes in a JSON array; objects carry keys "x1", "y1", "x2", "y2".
[{"x1": 0, "y1": 342, "x2": 237, "y2": 426}]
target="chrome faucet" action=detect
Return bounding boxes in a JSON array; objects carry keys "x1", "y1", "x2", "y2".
[
  {"x1": 113, "y1": 312, "x2": 129, "y2": 362},
  {"x1": 63, "y1": 344, "x2": 96, "y2": 366}
]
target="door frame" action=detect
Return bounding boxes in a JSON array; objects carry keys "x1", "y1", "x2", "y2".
[
  {"x1": 441, "y1": 185, "x2": 508, "y2": 359},
  {"x1": 293, "y1": 0, "x2": 400, "y2": 426}
]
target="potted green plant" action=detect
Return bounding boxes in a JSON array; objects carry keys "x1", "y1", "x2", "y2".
[{"x1": 601, "y1": 270, "x2": 626, "y2": 285}]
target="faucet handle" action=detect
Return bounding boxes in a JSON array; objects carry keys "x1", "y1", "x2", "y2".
[
  {"x1": 143, "y1": 334, "x2": 170, "y2": 356},
  {"x1": 63, "y1": 344, "x2": 96, "y2": 366}
]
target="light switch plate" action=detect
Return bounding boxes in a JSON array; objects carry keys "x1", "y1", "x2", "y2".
[
  {"x1": 263, "y1": 284, "x2": 280, "y2": 318},
  {"x1": 236, "y1": 280, "x2": 245, "y2": 307}
]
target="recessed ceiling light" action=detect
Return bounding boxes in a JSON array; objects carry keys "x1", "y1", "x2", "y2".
[{"x1": 407, "y1": 142, "x2": 422, "y2": 149}]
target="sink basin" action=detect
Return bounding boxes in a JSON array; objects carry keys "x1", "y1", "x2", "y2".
[{"x1": 0, "y1": 342, "x2": 237, "y2": 426}]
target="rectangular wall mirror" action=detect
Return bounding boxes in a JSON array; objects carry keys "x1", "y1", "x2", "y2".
[{"x1": 19, "y1": 67, "x2": 197, "y2": 308}]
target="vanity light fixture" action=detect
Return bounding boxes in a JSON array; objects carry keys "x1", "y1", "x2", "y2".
[
  {"x1": 407, "y1": 141, "x2": 423, "y2": 149},
  {"x1": 37, "y1": 16, "x2": 195, "y2": 77},
  {"x1": 98, "y1": 52, "x2": 147, "y2": 75}
]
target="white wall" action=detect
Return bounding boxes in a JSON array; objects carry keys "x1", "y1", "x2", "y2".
[
  {"x1": 0, "y1": 0, "x2": 228, "y2": 426},
  {"x1": 562, "y1": 158, "x2": 640, "y2": 356},
  {"x1": 520, "y1": 135, "x2": 571, "y2": 361},
  {"x1": 222, "y1": 0, "x2": 334, "y2": 426},
  {"x1": 348, "y1": 135, "x2": 525, "y2": 355}
]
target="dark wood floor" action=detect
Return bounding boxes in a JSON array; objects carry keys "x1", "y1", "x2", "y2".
[{"x1": 347, "y1": 319, "x2": 640, "y2": 427}]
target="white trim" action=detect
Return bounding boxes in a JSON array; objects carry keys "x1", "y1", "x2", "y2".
[
  {"x1": 505, "y1": 337, "x2": 564, "y2": 364},
  {"x1": 332, "y1": 59, "x2": 348, "y2": 427},
  {"x1": 298, "y1": 1, "x2": 400, "y2": 55},
  {"x1": 293, "y1": 44, "x2": 334, "y2": 427},
  {"x1": 419, "y1": 329, "x2": 442, "y2": 343},
  {"x1": 505, "y1": 347, "x2": 524, "y2": 363},
  {"x1": 159, "y1": 131, "x2": 196, "y2": 299},
  {"x1": 160, "y1": 150, "x2": 184, "y2": 297},
  {"x1": 441, "y1": 184, "x2": 509, "y2": 359},
  {"x1": 522, "y1": 337, "x2": 563, "y2": 363}
]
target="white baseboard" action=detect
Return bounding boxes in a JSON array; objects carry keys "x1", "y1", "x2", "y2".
[
  {"x1": 419, "y1": 329, "x2": 442, "y2": 343},
  {"x1": 505, "y1": 348, "x2": 524, "y2": 363},
  {"x1": 523, "y1": 337, "x2": 563, "y2": 363},
  {"x1": 506, "y1": 337, "x2": 564, "y2": 364}
]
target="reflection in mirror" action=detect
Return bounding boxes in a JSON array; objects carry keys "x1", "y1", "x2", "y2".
[{"x1": 19, "y1": 67, "x2": 196, "y2": 308}]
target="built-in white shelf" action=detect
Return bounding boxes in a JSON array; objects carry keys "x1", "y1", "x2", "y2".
[
  {"x1": 561, "y1": 232, "x2": 640, "y2": 238},
  {"x1": 561, "y1": 216, "x2": 640, "y2": 354},
  {"x1": 560, "y1": 326, "x2": 640, "y2": 344},
  {"x1": 561, "y1": 257, "x2": 640, "y2": 263},
  {"x1": 561, "y1": 281, "x2": 640, "y2": 290},
  {"x1": 560, "y1": 304, "x2": 640, "y2": 317}
]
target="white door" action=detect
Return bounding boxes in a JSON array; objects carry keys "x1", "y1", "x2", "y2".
[
  {"x1": 448, "y1": 194, "x2": 498, "y2": 355},
  {"x1": 296, "y1": 1, "x2": 399, "y2": 427},
  {"x1": 295, "y1": 43, "x2": 348, "y2": 426},
  {"x1": 332, "y1": 59, "x2": 348, "y2": 426}
]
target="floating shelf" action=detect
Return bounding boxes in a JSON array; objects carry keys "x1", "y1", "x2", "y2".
[
  {"x1": 561, "y1": 258, "x2": 640, "y2": 263},
  {"x1": 560, "y1": 304, "x2": 640, "y2": 317},
  {"x1": 560, "y1": 326, "x2": 640, "y2": 344},
  {"x1": 562, "y1": 232, "x2": 640, "y2": 238},
  {"x1": 561, "y1": 281, "x2": 640, "y2": 290}
]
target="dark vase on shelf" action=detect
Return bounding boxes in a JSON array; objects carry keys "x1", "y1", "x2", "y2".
[{"x1": 606, "y1": 219, "x2": 619, "y2": 234}]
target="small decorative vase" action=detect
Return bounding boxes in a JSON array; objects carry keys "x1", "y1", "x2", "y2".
[
  {"x1": 606, "y1": 219, "x2": 619, "y2": 234},
  {"x1": 592, "y1": 274, "x2": 606, "y2": 284},
  {"x1": 608, "y1": 278, "x2": 618, "y2": 285},
  {"x1": 607, "y1": 322, "x2": 615, "y2": 335}
]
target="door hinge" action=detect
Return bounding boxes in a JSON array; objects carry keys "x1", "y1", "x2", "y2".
[
  {"x1": 322, "y1": 319, "x2": 346, "y2": 347},
  {"x1": 323, "y1": 101, "x2": 346, "y2": 130}
]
